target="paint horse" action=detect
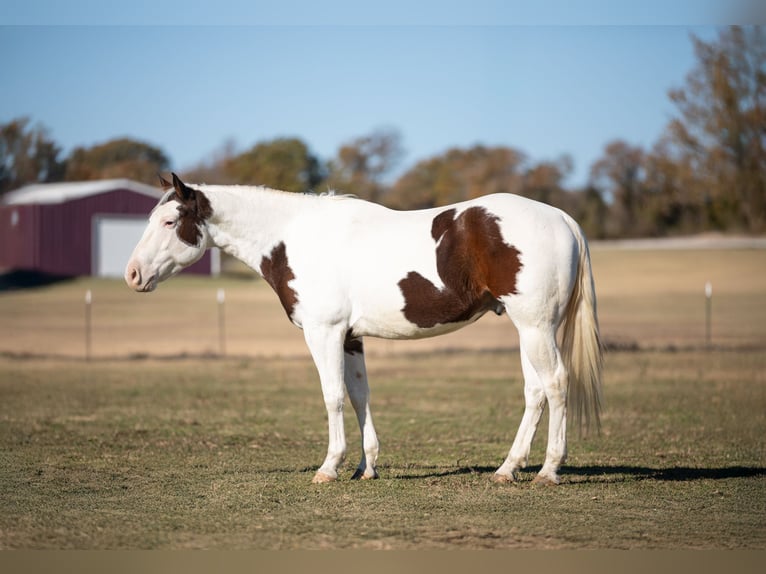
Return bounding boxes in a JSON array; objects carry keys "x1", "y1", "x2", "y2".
[{"x1": 125, "y1": 174, "x2": 603, "y2": 485}]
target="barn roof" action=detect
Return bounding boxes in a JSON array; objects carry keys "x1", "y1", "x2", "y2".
[{"x1": 2, "y1": 179, "x2": 162, "y2": 206}]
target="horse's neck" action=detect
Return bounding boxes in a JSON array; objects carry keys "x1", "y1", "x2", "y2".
[{"x1": 204, "y1": 186, "x2": 308, "y2": 272}]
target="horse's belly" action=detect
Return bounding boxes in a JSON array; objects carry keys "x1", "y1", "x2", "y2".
[
  {"x1": 350, "y1": 307, "x2": 487, "y2": 341},
  {"x1": 347, "y1": 261, "x2": 502, "y2": 341}
]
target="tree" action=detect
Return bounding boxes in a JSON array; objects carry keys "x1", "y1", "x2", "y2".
[
  {"x1": 65, "y1": 138, "x2": 170, "y2": 185},
  {"x1": 570, "y1": 185, "x2": 609, "y2": 240},
  {"x1": 0, "y1": 117, "x2": 65, "y2": 195},
  {"x1": 387, "y1": 145, "x2": 526, "y2": 209},
  {"x1": 666, "y1": 26, "x2": 766, "y2": 232},
  {"x1": 221, "y1": 137, "x2": 324, "y2": 192},
  {"x1": 589, "y1": 140, "x2": 648, "y2": 237},
  {"x1": 520, "y1": 155, "x2": 573, "y2": 206},
  {"x1": 182, "y1": 138, "x2": 239, "y2": 185},
  {"x1": 325, "y1": 128, "x2": 403, "y2": 202},
  {"x1": 642, "y1": 137, "x2": 707, "y2": 234}
]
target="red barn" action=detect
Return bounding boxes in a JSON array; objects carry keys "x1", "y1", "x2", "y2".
[{"x1": 0, "y1": 179, "x2": 219, "y2": 277}]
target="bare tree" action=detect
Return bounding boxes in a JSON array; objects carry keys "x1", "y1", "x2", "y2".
[
  {"x1": 325, "y1": 128, "x2": 404, "y2": 202},
  {"x1": 666, "y1": 26, "x2": 766, "y2": 232},
  {"x1": 0, "y1": 117, "x2": 64, "y2": 195}
]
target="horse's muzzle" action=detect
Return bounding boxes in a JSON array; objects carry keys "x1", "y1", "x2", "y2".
[{"x1": 125, "y1": 262, "x2": 157, "y2": 292}]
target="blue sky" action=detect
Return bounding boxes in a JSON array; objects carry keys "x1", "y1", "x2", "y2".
[{"x1": 0, "y1": 2, "x2": 744, "y2": 188}]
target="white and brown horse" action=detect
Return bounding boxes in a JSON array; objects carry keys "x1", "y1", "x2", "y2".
[{"x1": 126, "y1": 173, "x2": 602, "y2": 485}]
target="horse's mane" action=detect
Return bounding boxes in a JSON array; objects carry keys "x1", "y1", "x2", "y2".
[
  {"x1": 306, "y1": 189, "x2": 358, "y2": 200},
  {"x1": 151, "y1": 185, "x2": 358, "y2": 215}
]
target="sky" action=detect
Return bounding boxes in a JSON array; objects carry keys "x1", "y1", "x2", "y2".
[{"x1": 0, "y1": 1, "x2": 751, "y2": 188}]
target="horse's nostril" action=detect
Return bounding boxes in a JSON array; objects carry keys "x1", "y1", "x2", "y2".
[{"x1": 126, "y1": 265, "x2": 141, "y2": 287}]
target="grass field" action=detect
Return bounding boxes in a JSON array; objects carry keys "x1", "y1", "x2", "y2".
[{"x1": 0, "y1": 247, "x2": 765, "y2": 549}]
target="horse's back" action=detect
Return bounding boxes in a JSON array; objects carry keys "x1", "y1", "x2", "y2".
[{"x1": 319, "y1": 193, "x2": 582, "y2": 339}]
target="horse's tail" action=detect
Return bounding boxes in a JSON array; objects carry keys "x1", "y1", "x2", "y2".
[{"x1": 560, "y1": 215, "x2": 603, "y2": 435}]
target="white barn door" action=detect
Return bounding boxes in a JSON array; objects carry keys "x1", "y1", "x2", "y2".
[{"x1": 92, "y1": 216, "x2": 146, "y2": 277}]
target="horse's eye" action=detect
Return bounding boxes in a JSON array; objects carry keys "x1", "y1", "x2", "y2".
[{"x1": 164, "y1": 220, "x2": 176, "y2": 228}]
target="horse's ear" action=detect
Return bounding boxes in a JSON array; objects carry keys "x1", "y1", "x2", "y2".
[
  {"x1": 158, "y1": 174, "x2": 172, "y2": 189},
  {"x1": 172, "y1": 173, "x2": 192, "y2": 202}
]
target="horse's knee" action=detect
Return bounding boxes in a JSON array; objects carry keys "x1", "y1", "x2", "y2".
[
  {"x1": 324, "y1": 394, "x2": 345, "y2": 413},
  {"x1": 542, "y1": 366, "x2": 568, "y2": 404}
]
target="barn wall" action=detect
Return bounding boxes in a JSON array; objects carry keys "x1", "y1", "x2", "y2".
[
  {"x1": 36, "y1": 189, "x2": 159, "y2": 275},
  {"x1": 0, "y1": 204, "x2": 40, "y2": 271}
]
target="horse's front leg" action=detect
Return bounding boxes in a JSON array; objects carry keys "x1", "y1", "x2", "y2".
[
  {"x1": 304, "y1": 323, "x2": 348, "y2": 483},
  {"x1": 343, "y1": 337, "x2": 379, "y2": 480}
]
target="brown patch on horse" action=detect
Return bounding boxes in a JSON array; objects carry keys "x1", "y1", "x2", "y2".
[
  {"x1": 168, "y1": 173, "x2": 213, "y2": 246},
  {"x1": 398, "y1": 206, "x2": 522, "y2": 329},
  {"x1": 344, "y1": 331, "x2": 364, "y2": 355},
  {"x1": 260, "y1": 242, "x2": 299, "y2": 319},
  {"x1": 176, "y1": 192, "x2": 213, "y2": 246}
]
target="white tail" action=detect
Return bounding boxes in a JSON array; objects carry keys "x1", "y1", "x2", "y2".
[{"x1": 560, "y1": 219, "x2": 603, "y2": 435}]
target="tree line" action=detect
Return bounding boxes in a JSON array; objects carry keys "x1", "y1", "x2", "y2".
[{"x1": 1, "y1": 27, "x2": 763, "y2": 238}]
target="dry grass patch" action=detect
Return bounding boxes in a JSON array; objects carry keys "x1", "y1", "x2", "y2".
[{"x1": 0, "y1": 348, "x2": 763, "y2": 549}]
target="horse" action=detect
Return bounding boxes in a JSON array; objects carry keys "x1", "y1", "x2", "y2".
[{"x1": 125, "y1": 173, "x2": 603, "y2": 485}]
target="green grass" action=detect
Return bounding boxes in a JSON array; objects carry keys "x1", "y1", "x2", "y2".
[{"x1": 1, "y1": 349, "x2": 763, "y2": 549}]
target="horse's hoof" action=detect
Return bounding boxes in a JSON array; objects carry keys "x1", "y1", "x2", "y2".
[
  {"x1": 351, "y1": 468, "x2": 379, "y2": 480},
  {"x1": 532, "y1": 473, "x2": 560, "y2": 486},
  {"x1": 312, "y1": 471, "x2": 336, "y2": 484},
  {"x1": 492, "y1": 472, "x2": 517, "y2": 484}
]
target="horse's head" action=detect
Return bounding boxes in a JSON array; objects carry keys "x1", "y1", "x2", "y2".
[{"x1": 125, "y1": 173, "x2": 213, "y2": 292}]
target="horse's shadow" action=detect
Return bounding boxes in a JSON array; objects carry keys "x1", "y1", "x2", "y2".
[{"x1": 391, "y1": 464, "x2": 766, "y2": 483}]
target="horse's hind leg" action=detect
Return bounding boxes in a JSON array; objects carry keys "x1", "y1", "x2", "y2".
[
  {"x1": 494, "y1": 336, "x2": 547, "y2": 482},
  {"x1": 343, "y1": 338, "x2": 380, "y2": 479},
  {"x1": 495, "y1": 326, "x2": 568, "y2": 485}
]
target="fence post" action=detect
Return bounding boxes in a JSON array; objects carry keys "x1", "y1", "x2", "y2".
[
  {"x1": 705, "y1": 281, "x2": 712, "y2": 348},
  {"x1": 85, "y1": 289, "x2": 92, "y2": 361},
  {"x1": 217, "y1": 288, "x2": 226, "y2": 356}
]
